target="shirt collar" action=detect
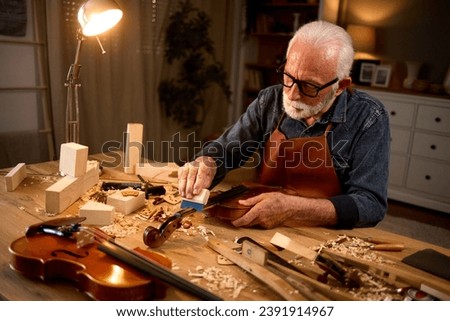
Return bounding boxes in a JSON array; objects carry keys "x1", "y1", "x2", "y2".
[{"x1": 317, "y1": 89, "x2": 348, "y2": 124}]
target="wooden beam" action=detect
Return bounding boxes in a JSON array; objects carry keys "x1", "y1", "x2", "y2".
[
  {"x1": 124, "y1": 123, "x2": 143, "y2": 174},
  {"x1": 45, "y1": 161, "x2": 99, "y2": 214}
]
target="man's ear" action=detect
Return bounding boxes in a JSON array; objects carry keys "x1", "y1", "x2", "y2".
[{"x1": 335, "y1": 77, "x2": 352, "y2": 96}]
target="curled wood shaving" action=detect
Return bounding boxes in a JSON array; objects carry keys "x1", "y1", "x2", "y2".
[
  {"x1": 305, "y1": 235, "x2": 404, "y2": 300},
  {"x1": 100, "y1": 213, "x2": 140, "y2": 238},
  {"x1": 197, "y1": 225, "x2": 216, "y2": 240},
  {"x1": 188, "y1": 265, "x2": 247, "y2": 299},
  {"x1": 121, "y1": 189, "x2": 140, "y2": 197},
  {"x1": 315, "y1": 235, "x2": 395, "y2": 264}
]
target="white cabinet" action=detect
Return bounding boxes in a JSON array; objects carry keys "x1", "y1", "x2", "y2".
[{"x1": 364, "y1": 89, "x2": 450, "y2": 214}]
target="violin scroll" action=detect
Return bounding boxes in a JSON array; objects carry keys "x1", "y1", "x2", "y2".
[{"x1": 143, "y1": 213, "x2": 183, "y2": 248}]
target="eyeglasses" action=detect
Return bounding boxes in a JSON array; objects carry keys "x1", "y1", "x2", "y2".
[{"x1": 276, "y1": 64, "x2": 339, "y2": 98}]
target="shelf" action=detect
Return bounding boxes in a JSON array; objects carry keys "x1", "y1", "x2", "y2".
[{"x1": 242, "y1": 0, "x2": 320, "y2": 110}]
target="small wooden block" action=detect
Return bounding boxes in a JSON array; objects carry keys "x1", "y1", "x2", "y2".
[
  {"x1": 124, "y1": 123, "x2": 143, "y2": 174},
  {"x1": 270, "y1": 232, "x2": 318, "y2": 261},
  {"x1": 107, "y1": 189, "x2": 145, "y2": 215},
  {"x1": 59, "y1": 143, "x2": 88, "y2": 177},
  {"x1": 80, "y1": 200, "x2": 115, "y2": 225},
  {"x1": 135, "y1": 162, "x2": 179, "y2": 184},
  {"x1": 5, "y1": 163, "x2": 27, "y2": 192},
  {"x1": 45, "y1": 161, "x2": 99, "y2": 214},
  {"x1": 182, "y1": 188, "x2": 210, "y2": 205}
]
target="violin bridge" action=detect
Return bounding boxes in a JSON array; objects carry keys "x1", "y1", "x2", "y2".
[{"x1": 76, "y1": 229, "x2": 95, "y2": 248}]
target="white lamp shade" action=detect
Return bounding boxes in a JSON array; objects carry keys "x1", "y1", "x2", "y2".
[{"x1": 78, "y1": 0, "x2": 123, "y2": 36}]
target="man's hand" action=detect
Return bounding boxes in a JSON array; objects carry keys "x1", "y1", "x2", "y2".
[
  {"x1": 178, "y1": 156, "x2": 217, "y2": 198},
  {"x1": 231, "y1": 192, "x2": 338, "y2": 228}
]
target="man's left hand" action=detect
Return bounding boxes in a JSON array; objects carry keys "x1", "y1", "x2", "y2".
[{"x1": 231, "y1": 192, "x2": 296, "y2": 229}]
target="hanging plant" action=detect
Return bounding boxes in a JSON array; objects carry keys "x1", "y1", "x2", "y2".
[{"x1": 158, "y1": 0, "x2": 231, "y2": 129}]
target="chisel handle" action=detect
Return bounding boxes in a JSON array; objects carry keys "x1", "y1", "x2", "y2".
[{"x1": 370, "y1": 244, "x2": 405, "y2": 251}]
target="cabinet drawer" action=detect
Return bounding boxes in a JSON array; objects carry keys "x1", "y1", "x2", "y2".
[
  {"x1": 389, "y1": 154, "x2": 407, "y2": 186},
  {"x1": 416, "y1": 105, "x2": 450, "y2": 134},
  {"x1": 411, "y1": 132, "x2": 450, "y2": 161},
  {"x1": 383, "y1": 99, "x2": 416, "y2": 127},
  {"x1": 390, "y1": 128, "x2": 411, "y2": 153},
  {"x1": 406, "y1": 158, "x2": 450, "y2": 198}
]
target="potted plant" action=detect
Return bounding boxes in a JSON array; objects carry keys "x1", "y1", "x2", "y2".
[{"x1": 158, "y1": 0, "x2": 231, "y2": 131}]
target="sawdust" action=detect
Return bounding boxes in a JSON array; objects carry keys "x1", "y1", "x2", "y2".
[{"x1": 188, "y1": 265, "x2": 247, "y2": 299}]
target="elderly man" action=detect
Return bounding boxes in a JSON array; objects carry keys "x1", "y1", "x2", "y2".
[{"x1": 178, "y1": 20, "x2": 390, "y2": 229}]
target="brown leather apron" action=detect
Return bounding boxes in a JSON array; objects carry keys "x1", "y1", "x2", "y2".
[{"x1": 258, "y1": 115, "x2": 341, "y2": 198}]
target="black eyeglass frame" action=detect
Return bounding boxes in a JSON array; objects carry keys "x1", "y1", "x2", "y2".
[{"x1": 276, "y1": 64, "x2": 339, "y2": 98}]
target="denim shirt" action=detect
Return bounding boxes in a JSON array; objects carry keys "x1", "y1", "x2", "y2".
[{"x1": 200, "y1": 84, "x2": 390, "y2": 228}]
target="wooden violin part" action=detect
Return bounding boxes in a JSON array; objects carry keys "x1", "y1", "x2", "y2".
[{"x1": 9, "y1": 233, "x2": 171, "y2": 301}]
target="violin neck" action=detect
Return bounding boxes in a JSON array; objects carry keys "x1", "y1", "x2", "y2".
[{"x1": 97, "y1": 237, "x2": 222, "y2": 301}]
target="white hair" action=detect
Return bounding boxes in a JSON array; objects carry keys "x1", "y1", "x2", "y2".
[{"x1": 287, "y1": 20, "x2": 354, "y2": 79}]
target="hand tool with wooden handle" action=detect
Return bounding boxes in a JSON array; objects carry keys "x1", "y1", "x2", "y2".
[
  {"x1": 207, "y1": 238, "x2": 307, "y2": 300},
  {"x1": 270, "y1": 232, "x2": 361, "y2": 288}
]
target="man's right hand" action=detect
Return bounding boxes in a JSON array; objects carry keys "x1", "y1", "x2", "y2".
[{"x1": 178, "y1": 156, "x2": 217, "y2": 198}]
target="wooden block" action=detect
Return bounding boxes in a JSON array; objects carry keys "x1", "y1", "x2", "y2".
[
  {"x1": 270, "y1": 232, "x2": 318, "y2": 261},
  {"x1": 124, "y1": 123, "x2": 143, "y2": 174},
  {"x1": 107, "y1": 189, "x2": 145, "y2": 215},
  {"x1": 135, "y1": 162, "x2": 179, "y2": 184},
  {"x1": 59, "y1": 143, "x2": 88, "y2": 177},
  {"x1": 5, "y1": 163, "x2": 27, "y2": 192},
  {"x1": 79, "y1": 201, "x2": 115, "y2": 225},
  {"x1": 183, "y1": 189, "x2": 210, "y2": 205},
  {"x1": 45, "y1": 161, "x2": 99, "y2": 214}
]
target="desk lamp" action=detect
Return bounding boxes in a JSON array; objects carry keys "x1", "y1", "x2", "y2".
[
  {"x1": 65, "y1": 0, "x2": 123, "y2": 143},
  {"x1": 346, "y1": 24, "x2": 377, "y2": 85}
]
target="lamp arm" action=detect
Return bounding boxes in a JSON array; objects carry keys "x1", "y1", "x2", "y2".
[{"x1": 65, "y1": 30, "x2": 84, "y2": 143}]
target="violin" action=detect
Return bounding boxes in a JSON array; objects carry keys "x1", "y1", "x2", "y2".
[
  {"x1": 9, "y1": 217, "x2": 221, "y2": 301},
  {"x1": 143, "y1": 182, "x2": 297, "y2": 248}
]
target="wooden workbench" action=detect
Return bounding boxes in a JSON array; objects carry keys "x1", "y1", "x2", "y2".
[{"x1": 1, "y1": 154, "x2": 449, "y2": 301}]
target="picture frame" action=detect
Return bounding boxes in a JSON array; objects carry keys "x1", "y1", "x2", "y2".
[
  {"x1": 372, "y1": 65, "x2": 392, "y2": 88},
  {"x1": 359, "y1": 62, "x2": 377, "y2": 83}
]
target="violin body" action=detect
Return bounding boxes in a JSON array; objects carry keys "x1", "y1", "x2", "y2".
[
  {"x1": 206, "y1": 182, "x2": 298, "y2": 221},
  {"x1": 9, "y1": 233, "x2": 171, "y2": 300}
]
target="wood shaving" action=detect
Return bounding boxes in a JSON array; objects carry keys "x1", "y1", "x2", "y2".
[
  {"x1": 347, "y1": 271, "x2": 404, "y2": 301},
  {"x1": 188, "y1": 265, "x2": 247, "y2": 299},
  {"x1": 121, "y1": 189, "x2": 140, "y2": 197},
  {"x1": 315, "y1": 235, "x2": 395, "y2": 264},
  {"x1": 100, "y1": 213, "x2": 140, "y2": 238},
  {"x1": 197, "y1": 225, "x2": 216, "y2": 240},
  {"x1": 303, "y1": 235, "x2": 405, "y2": 300}
]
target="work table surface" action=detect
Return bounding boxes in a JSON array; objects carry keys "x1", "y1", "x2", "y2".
[{"x1": 1, "y1": 155, "x2": 449, "y2": 301}]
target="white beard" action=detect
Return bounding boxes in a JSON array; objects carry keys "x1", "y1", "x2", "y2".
[{"x1": 283, "y1": 89, "x2": 336, "y2": 121}]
